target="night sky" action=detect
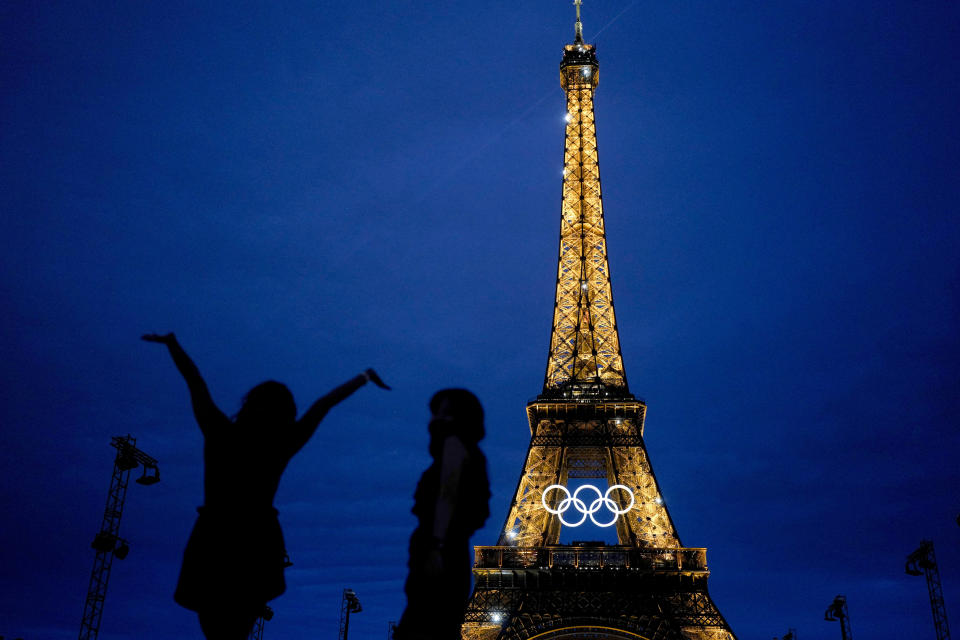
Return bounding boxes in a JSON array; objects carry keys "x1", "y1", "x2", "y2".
[{"x1": 2, "y1": 1, "x2": 959, "y2": 639}]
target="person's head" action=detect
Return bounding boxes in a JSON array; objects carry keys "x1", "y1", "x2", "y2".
[
  {"x1": 429, "y1": 388, "x2": 484, "y2": 445},
  {"x1": 235, "y1": 381, "x2": 296, "y2": 427}
]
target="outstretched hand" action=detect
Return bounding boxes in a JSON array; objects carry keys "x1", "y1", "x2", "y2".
[
  {"x1": 142, "y1": 332, "x2": 176, "y2": 345},
  {"x1": 365, "y1": 368, "x2": 391, "y2": 390}
]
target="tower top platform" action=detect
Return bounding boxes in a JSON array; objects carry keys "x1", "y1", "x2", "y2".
[{"x1": 561, "y1": 42, "x2": 598, "y2": 68}]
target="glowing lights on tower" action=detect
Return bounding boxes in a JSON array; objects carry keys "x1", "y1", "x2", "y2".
[{"x1": 541, "y1": 484, "x2": 635, "y2": 528}]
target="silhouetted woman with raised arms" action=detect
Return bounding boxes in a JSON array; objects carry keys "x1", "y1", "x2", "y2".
[{"x1": 143, "y1": 332, "x2": 389, "y2": 639}]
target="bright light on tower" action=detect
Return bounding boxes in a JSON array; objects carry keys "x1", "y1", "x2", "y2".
[{"x1": 541, "y1": 484, "x2": 635, "y2": 527}]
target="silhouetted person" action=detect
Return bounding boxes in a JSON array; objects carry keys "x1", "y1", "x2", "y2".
[
  {"x1": 142, "y1": 332, "x2": 389, "y2": 639},
  {"x1": 395, "y1": 389, "x2": 490, "y2": 640}
]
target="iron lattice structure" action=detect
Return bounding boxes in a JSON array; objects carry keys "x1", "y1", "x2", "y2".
[
  {"x1": 462, "y1": 8, "x2": 736, "y2": 640},
  {"x1": 824, "y1": 595, "x2": 852, "y2": 640},
  {"x1": 906, "y1": 540, "x2": 951, "y2": 640},
  {"x1": 248, "y1": 606, "x2": 274, "y2": 640},
  {"x1": 79, "y1": 436, "x2": 159, "y2": 640},
  {"x1": 249, "y1": 615, "x2": 265, "y2": 640}
]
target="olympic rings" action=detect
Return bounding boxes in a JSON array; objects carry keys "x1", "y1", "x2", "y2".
[{"x1": 540, "y1": 484, "x2": 635, "y2": 528}]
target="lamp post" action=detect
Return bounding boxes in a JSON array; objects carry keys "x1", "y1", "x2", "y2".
[
  {"x1": 824, "y1": 595, "x2": 852, "y2": 640},
  {"x1": 248, "y1": 605, "x2": 274, "y2": 640},
  {"x1": 339, "y1": 588, "x2": 363, "y2": 640}
]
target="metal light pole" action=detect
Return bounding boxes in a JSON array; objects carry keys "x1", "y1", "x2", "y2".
[
  {"x1": 824, "y1": 595, "x2": 852, "y2": 640},
  {"x1": 248, "y1": 605, "x2": 274, "y2": 640},
  {"x1": 339, "y1": 588, "x2": 363, "y2": 640}
]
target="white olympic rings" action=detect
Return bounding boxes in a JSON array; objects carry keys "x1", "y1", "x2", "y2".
[{"x1": 540, "y1": 484, "x2": 635, "y2": 528}]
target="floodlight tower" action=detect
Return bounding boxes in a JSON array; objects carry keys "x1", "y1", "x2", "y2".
[
  {"x1": 824, "y1": 595, "x2": 852, "y2": 640},
  {"x1": 79, "y1": 435, "x2": 160, "y2": 640},
  {"x1": 248, "y1": 605, "x2": 274, "y2": 640},
  {"x1": 906, "y1": 540, "x2": 952, "y2": 640},
  {"x1": 339, "y1": 588, "x2": 363, "y2": 640}
]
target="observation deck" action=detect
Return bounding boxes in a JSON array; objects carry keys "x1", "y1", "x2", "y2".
[
  {"x1": 465, "y1": 545, "x2": 715, "y2": 625},
  {"x1": 560, "y1": 42, "x2": 599, "y2": 89},
  {"x1": 475, "y1": 545, "x2": 708, "y2": 575}
]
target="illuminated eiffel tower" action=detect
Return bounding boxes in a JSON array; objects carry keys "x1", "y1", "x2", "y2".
[{"x1": 461, "y1": 5, "x2": 737, "y2": 640}]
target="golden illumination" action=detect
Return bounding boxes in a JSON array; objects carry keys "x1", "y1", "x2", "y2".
[
  {"x1": 544, "y1": 50, "x2": 626, "y2": 391},
  {"x1": 462, "y1": 13, "x2": 736, "y2": 640},
  {"x1": 497, "y1": 403, "x2": 681, "y2": 548}
]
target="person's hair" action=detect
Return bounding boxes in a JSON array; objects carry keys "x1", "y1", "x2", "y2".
[
  {"x1": 235, "y1": 380, "x2": 296, "y2": 425},
  {"x1": 429, "y1": 388, "x2": 484, "y2": 443}
]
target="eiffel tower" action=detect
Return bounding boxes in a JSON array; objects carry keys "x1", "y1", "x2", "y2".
[{"x1": 461, "y1": 5, "x2": 737, "y2": 640}]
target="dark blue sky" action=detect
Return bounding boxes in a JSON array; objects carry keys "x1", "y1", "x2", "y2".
[{"x1": 2, "y1": 1, "x2": 959, "y2": 639}]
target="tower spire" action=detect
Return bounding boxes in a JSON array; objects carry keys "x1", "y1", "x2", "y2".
[
  {"x1": 574, "y1": 0, "x2": 584, "y2": 43},
  {"x1": 544, "y1": 17, "x2": 626, "y2": 398}
]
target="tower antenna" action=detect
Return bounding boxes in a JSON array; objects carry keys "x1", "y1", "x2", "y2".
[{"x1": 574, "y1": 0, "x2": 584, "y2": 43}]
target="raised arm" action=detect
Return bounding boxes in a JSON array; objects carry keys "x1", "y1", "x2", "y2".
[
  {"x1": 288, "y1": 368, "x2": 390, "y2": 456},
  {"x1": 142, "y1": 333, "x2": 227, "y2": 434}
]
